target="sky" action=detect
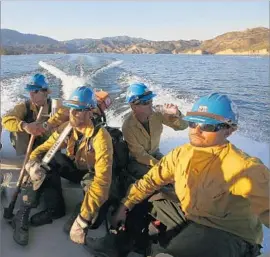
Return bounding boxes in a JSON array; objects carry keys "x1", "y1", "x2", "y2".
[{"x1": 1, "y1": 1, "x2": 269, "y2": 41}]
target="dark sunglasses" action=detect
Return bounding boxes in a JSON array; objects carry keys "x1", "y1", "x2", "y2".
[
  {"x1": 135, "y1": 100, "x2": 152, "y2": 106},
  {"x1": 132, "y1": 91, "x2": 153, "y2": 105},
  {"x1": 188, "y1": 121, "x2": 230, "y2": 132},
  {"x1": 71, "y1": 108, "x2": 92, "y2": 112},
  {"x1": 33, "y1": 89, "x2": 48, "y2": 94}
]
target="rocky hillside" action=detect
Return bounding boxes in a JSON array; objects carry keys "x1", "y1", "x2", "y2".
[
  {"x1": 64, "y1": 38, "x2": 201, "y2": 54},
  {"x1": 0, "y1": 27, "x2": 269, "y2": 55},
  {"x1": 1, "y1": 29, "x2": 66, "y2": 55},
  {"x1": 199, "y1": 27, "x2": 269, "y2": 54}
]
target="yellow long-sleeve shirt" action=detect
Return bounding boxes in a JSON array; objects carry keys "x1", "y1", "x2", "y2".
[
  {"x1": 2, "y1": 100, "x2": 50, "y2": 132},
  {"x1": 123, "y1": 142, "x2": 270, "y2": 244},
  {"x1": 46, "y1": 107, "x2": 70, "y2": 130},
  {"x1": 29, "y1": 121, "x2": 113, "y2": 221},
  {"x1": 122, "y1": 111, "x2": 188, "y2": 166}
]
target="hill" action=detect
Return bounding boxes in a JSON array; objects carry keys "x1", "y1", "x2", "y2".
[{"x1": 199, "y1": 27, "x2": 269, "y2": 55}]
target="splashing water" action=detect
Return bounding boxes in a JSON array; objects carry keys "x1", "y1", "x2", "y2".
[{"x1": 39, "y1": 61, "x2": 88, "y2": 99}]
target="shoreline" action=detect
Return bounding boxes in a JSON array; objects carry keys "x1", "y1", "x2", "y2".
[{"x1": 1, "y1": 51, "x2": 269, "y2": 56}]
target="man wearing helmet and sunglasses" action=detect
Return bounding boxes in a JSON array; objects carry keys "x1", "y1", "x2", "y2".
[
  {"x1": 33, "y1": 89, "x2": 112, "y2": 185},
  {"x1": 17, "y1": 86, "x2": 113, "y2": 247},
  {"x1": 122, "y1": 82, "x2": 188, "y2": 184},
  {"x1": 110, "y1": 93, "x2": 269, "y2": 257},
  {"x1": 2, "y1": 73, "x2": 52, "y2": 155}
]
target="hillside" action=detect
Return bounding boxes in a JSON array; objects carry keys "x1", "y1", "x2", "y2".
[
  {"x1": 1, "y1": 29, "x2": 58, "y2": 46},
  {"x1": 199, "y1": 27, "x2": 269, "y2": 54},
  {"x1": 0, "y1": 27, "x2": 269, "y2": 55}
]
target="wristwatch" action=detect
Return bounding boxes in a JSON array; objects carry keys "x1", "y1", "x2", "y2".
[{"x1": 42, "y1": 121, "x2": 49, "y2": 131}]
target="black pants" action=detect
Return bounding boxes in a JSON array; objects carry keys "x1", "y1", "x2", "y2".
[
  {"x1": 40, "y1": 168, "x2": 65, "y2": 212},
  {"x1": 53, "y1": 152, "x2": 88, "y2": 184},
  {"x1": 151, "y1": 221, "x2": 261, "y2": 257}
]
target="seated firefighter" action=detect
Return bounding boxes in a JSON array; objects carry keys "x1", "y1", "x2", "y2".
[
  {"x1": 122, "y1": 82, "x2": 188, "y2": 184},
  {"x1": 1, "y1": 73, "x2": 52, "y2": 155},
  {"x1": 24, "y1": 86, "x2": 114, "y2": 247},
  {"x1": 110, "y1": 93, "x2": 270, "y2": 257},
  {"x1": 35, "y1": 89, "x2": 113, "y2": 184}
]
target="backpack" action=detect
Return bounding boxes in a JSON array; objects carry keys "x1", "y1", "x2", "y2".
[{"x1": 90, "y1": 124, "x2": 129, "y2": 175}]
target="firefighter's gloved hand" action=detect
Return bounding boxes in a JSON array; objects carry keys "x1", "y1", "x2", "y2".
[
  {"x1": 25, "y1": 160, "x2": 46, "y2": 182},
  {"x1": 111, "y1": 203, "x2": 129, "y2": 229},
  {"x1": 70, "y1": 215, "x2": 88, "y2": 244}
]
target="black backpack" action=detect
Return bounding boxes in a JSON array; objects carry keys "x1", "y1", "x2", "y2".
[{"x1": 90, "y1": 124, "x2": 129, "y2": 175}]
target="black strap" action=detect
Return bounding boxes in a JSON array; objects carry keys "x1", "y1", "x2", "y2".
[
  {"x1": 68, "y1": 120, "x2": 102, "y2": 153},
  {"x1": 74, "y1": 133, "x2": 84, "y2": 153},
  {"x1": 47, "y1": 98, "x2": 52, "y2": 114},
  {"x1": 86, "y1": 121, "x2": 102, "y2": 151},
  {"x1": 97, "y1": 105, "x2": 107, "y2": 124},
  {"x1": 24, "y1": 100, "x2": 34, "y2": 123}
]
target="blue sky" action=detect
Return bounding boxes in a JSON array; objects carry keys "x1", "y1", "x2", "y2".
[{"x1": 1, "y1": 1, "x2": 269, "y2": 41}]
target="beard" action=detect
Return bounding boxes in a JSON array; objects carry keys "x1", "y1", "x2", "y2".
[
  {"x1": 70, "y1": 115, "x2": 85, "y2": 128},
  {"x1": 69, "y1": 111, "x2": 92, "y2": 129}
]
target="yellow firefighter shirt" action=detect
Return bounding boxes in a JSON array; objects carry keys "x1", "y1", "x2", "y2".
[
  {"x1": 29, "y1": 121, "x2": 113, "y2": 221},
  {"x1": 122, "y1": 111, "x2": 188, "y2": 166},
  {"x1": 2, "y1": 100, "x2": 50, "y2": 132},
  {"x1": 123, "y1": 142, "x2": 269, "y2": 244}
]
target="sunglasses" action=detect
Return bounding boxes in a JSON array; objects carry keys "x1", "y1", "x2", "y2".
[
  {"x1": 71, "y1": 108, "x2": 92, "y2": 112},
  {"x1": 33, "y1": 89, "x2": 48, "y2": 94},
  {"x1": 132, "y1": 91, "x2": 153, "y2": 105},
  {"x1": 135, "y1": 100, "x2": 152, "y2": 106},
  {"x1": 188, "y1": 121, "x2": 230, "y2": 132}
]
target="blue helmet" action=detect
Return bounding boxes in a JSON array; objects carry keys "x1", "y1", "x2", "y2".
[
  {"x1": 63, "y1": 86, "x2": 97, "y2": 110},
  {"x1": 25, "y1": 73, "x2": 49, "y2": 92},
  {"x1": 183, "y1": 93, "x2": 238, "y2": 126},
  {"x1": 126, "y1": 83, "x2": 156, "y2": 104}
]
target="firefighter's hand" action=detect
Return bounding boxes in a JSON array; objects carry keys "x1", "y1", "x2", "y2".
[
  {"x1": 70, "y1": 215, "x2": 88, "y2": 244},
  {"x1": 36, "y1": 121, "x2": 51, "y2": 133},
  {"x1": 25, "y1": 160, "x2": 46, "y2": 182},
  {"x1": 22, "y1": 122, "x2": 45, "y2": 136},
  {"x1": 111, "y1": 204, "x2": 129, "y2": 229},
  {"x1": 162, "y1": 103, "x2": 181, "y2": 116}
]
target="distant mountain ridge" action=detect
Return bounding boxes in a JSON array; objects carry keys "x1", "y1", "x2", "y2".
[
  {"x1": 1, "y1": 29, "x2": 58, "y2": 46},
  {"x1": 1, "y1": 27, "x2": 269, "y2": 55}
]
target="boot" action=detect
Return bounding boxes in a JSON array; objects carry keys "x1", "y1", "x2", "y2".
[
  {"x1": 63, "y1": 202, "x2": 81, "y2": 234},
  {"x1": 30, "y1": 207, "x2": 65, "y2": 227},
  {"x1": 32, "y1": 183, "x2": 65, "y2": 227},
  {"x1": 85, "y1": 233, "x2": 121, "y2": 257},
  {"x1": 12, "y1": 207, "x2": 31, "y2": 246},
  {"x1": 85, "y1": 231, "x2": 133, "y2": 257}
]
